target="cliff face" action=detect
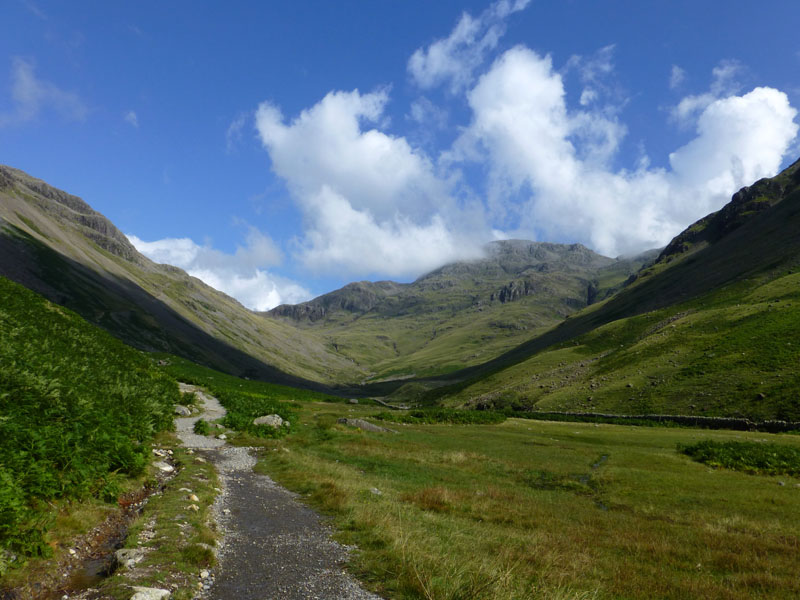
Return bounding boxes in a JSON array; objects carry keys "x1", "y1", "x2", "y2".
[{"x1": 0, "y1": 165, "x2": 139, "y2": 261}]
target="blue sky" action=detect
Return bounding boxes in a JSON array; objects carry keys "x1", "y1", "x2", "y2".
[{"x1": 2, "y1": 1, "x2": 799, "y2": 309}]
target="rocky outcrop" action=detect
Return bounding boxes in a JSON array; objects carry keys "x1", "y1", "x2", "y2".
[
  {"x1": 658, "y1": 158, "x2": 800, "y2": 263},
  {"x1": 0, "y1": 164, "x2": 139, "y2": 261},
  {"x1": 268, "y1": 280, "x2": 402, "y2": 322}
]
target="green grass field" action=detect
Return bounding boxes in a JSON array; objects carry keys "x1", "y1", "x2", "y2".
[
  {"x1": 259, "y1": 402, "x2": 800, "y2": 599},
  {"x1": 168, "y1": 366, "x2": 800, "y2": 599}
]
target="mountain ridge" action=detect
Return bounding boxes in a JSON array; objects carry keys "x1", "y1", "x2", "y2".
[{"x1": 0, "y1": 165, "x2": 363, "y2": 389}]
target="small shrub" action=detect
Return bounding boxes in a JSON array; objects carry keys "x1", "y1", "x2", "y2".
[
  {"x1": 181, "y1": 391, "x2": 198, "y2": 406},
  {"x1": 193, "y1": 419, "x2": 211, "y2": 436}
]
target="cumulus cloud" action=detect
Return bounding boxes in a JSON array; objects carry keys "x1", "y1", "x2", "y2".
[
  {"x1": 255, "y1": 89, "x2": 486, "y2": 277},
  {"x1": 407, "y1": 0, "x2": 530, "y2": 93},
  {"x1": 127, "y1": 229, "x2": 310, "y2": 311},
  {"x1": 453, "y1": 47, "x2": 798, "y2": 256},
  {"x1": 0, "y1": 57, "x2": 87, "y2": 126},
  {"x1": 672, "y1": 59, "x2": 743, "y2": 124}
]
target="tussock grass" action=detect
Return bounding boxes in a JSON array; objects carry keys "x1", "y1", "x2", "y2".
[{"x1": 259, "y1": 401, "x2": 800, "y2": 599}]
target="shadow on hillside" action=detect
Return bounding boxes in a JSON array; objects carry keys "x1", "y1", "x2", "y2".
[{"x1": 0, "y1": 226, "x2": 340, "y2": 395}]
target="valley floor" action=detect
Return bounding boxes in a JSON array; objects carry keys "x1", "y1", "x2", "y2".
[{"x1": 257, "y1": 401, "x2": 800, "y2": 600}]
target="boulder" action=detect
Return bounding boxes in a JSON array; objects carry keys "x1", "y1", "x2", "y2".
[
  {"x1": 115, "y1": 548, "x2": 145, "y2": 569},
  {"x1": 253, "y1": 414, "x2": 283, "y2": 428},
  {"x1": 152, "y1": 461, "x2": 174, "y2": 473},
  {"x1": 130, "y1": 587, "x2": 171, "y2": 600},
  {"x1": 337, "y1": 418, "x2": 393, "y2": 433},
  {"x1": 174, "y1": 405, "x2": 191, "y2": 416}
]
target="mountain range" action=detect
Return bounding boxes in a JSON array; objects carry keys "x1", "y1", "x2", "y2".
[{"x1": 1, "y1": 158, "x2": 799, "y2": 417}]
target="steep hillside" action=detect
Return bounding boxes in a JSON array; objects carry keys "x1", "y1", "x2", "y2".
[
  {"x1": 429, "y1": 158, "x2": 800, "y2": 418},
  {"x1": 266, "y1": 240, "x2": 656, "y2": 380},
  {"x1": 0, "y1": 275, "x2": 177, "y2": 558},
  {"x1": 0, "y1": 165, "x2": 363, "y2": 387}
]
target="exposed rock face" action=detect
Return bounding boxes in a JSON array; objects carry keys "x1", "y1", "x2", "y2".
[
  {"x1": 0, "y1": 165, "x2": 139, "y2": 261},
  {"x1": 174, "y1": 405, "x2": 191, "y2": 416},
  {"x1": 267, "y1": 240, "x2": 618, "y2": 321},
  {"x1": 492, "y1": 277, "x2": 546, "y2": 303},
  {"x1": 269, "y1": 280, "x2": 402, "y2": 322}
]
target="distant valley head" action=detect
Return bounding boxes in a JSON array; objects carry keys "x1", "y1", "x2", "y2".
[{"x1": 1, "y1": 158, "x2": 799, "y2": 420}]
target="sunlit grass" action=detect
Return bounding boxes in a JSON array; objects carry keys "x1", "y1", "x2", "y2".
[{"x1": 259, "y1": 401, "x2": 800, "y2": 599}]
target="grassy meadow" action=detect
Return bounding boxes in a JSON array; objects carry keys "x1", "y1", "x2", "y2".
[{"x1": 252, "y1": 401, "x2": 800, "y2": 600}]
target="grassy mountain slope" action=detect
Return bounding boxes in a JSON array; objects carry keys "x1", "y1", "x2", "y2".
[
  {"x1": 0, "y1": 165, "x2": 363, "y2": 387},
  {"x1": 431, "y1": 158, "x2": 800, "y2": 417},
  {"x1": 267, "y1": 241, "x2": 656, "y2": 380},
  {"x1": 0, "y1": 275, "x2": 178, "y2": 559}
]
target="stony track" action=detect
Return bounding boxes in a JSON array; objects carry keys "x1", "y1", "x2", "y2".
[{"x1": 179, "y1": 384, "x2": 381, "y2": 600}]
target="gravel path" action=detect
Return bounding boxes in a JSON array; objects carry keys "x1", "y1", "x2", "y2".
[
  {"x1": 176, "y1": 383, "x2": 226, "y2": 449},
  {"x1": 178, "y1": 384, "x2": 381, "y2": 600}
]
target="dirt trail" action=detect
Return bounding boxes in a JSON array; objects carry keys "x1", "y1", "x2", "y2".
[{"x1": 179, "y1": 384, "x2": 381, "y2": 600}]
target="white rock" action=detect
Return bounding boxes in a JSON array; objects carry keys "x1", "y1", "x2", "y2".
[
  {"x1": 174, "y1": 405, "x2": 191, "y2": 416},
  {"x1": 130, "y1": 586, "x2": 171, "y2": 600},
  {"x1": 200, "y1": 569, "x2": 209, "y2": 579},
  {"x1": 188, "y1": 494, "x2": 200, "y2": 502},
  {"x1": 252, "y1": 414, "x2": 283, "y2": 428},
  {"x1": 217, "y1": 434, "x2": 227, "y2": 440},
  {"x1": 152, "y1": 461, "x2": 174, "y2": 473}
]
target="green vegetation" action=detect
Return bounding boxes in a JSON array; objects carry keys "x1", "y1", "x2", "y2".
[
  {"x1": 680, "y1": 440, "x2": 800, "y2": 475},
  {"x1": 375, "y1": 408, "x2": 506, "y2": 425},
  {"x1": 160, "y1": 355, "x2": 339, "y2": 437},
  {"x1": 443, "y1": 270, "x2": 800, "y2": 419},
  {"x1": 259, "y1": 400, "x2": 800, "y2": 599},
  {"x1": 98, "y1": 434, "x2": 221, "y2": 600},
  {"x1": 0, "y1": 276, "x2": 178, "y2": 560},
  {"x1": 267, "y1": 242, "x2": 652, "y2": 381},
  {"x1": 193, "y1": 419, "x2": 211, "y2": 436}
]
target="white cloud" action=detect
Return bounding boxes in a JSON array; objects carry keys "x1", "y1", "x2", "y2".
[
  {"x1": 124, "y1": 110, "x2": 138, "y2": 127},
  {"x1": 255, "y1": 88, "x2": 486, "y2": 277},
  {"x1": 669, "y1": 65, "x2": 686, "y2": 90},
  {"x1": 0, "y1": 57, "x2": 87, "y2": 126},
  {"x1": 672, "y1": 59, "x2": 743, "y2": 124},
  {"x1": 127, "y1": 229, "x2": 309, "y2": 311},
  {"x1": 453, "y1": 47, "x2": 798, "y2": 256},
  {"x1": 226, "y1": 112, "x2": 247, "y2": 153},
  {"x1": 407, "y1": 0, "x2": 530, "y2": 93}
]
